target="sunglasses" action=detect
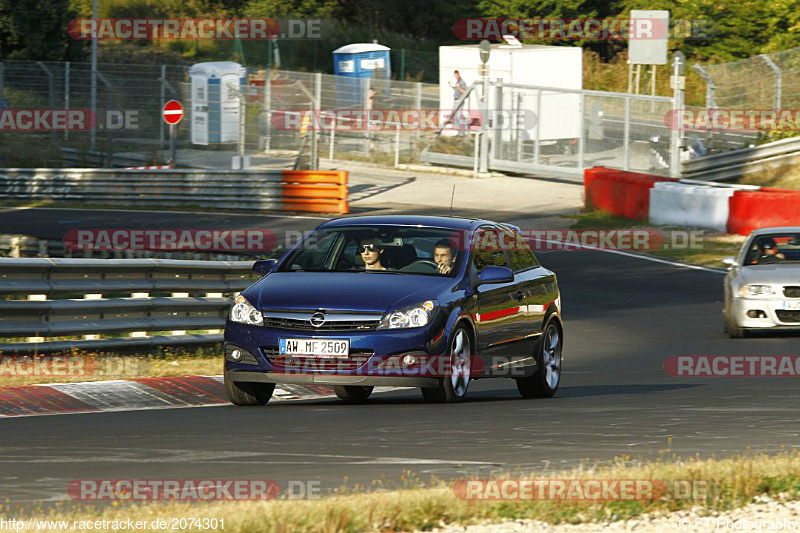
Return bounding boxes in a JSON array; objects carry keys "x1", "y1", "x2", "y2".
[{"x1": 358, "y1": 244, "x2": 379, "y2": 253}]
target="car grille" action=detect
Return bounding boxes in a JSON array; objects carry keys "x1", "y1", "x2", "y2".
[
  {"x1": 262, "y1": 347, "x2": 373, "y2": 371},
  {"x1": 783, "y1": 286, "x2": 800, "y2": 298},
  {"x1": 262, "y1": 317, "x2": 379, "y2": 331},
  {"x1": 776, "y1": 310, "x2": 800, "y2": 323}
]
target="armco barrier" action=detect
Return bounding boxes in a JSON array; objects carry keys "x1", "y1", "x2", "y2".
[
  {"x1": 0, "y1": 169, "x2": 349, "y2": 214},
  {"x1": 649, "y1": 182, "x2": 735, "y2": 232},
  {"x1": 728, "y1": 189, "x2": 800, "y2": 235},
  {"x1": 0, "y1": 258, "x2": 257, "y2": 354},
  {"x1": 584, "y1": 167, "x2": 676, "y2": 219}
]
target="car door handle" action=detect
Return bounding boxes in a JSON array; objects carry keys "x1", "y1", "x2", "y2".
[{"x1": 514, "y1": 291, "x2": 525, "y2": 301}]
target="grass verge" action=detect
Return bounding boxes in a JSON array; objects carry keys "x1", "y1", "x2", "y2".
[
  {"x1": 9, "y1": 451, "x2": 800, "y2": 532},
  {"x1": 566, "y1": 210, "x2": 745, "y2": 268},
  {"x1": 1, "y1": 348, "x2": 222, "y2": 387}
]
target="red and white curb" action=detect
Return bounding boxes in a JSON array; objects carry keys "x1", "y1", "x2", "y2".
[
  {"x1": 0, "y1": 376, "x2": 337, "y2": 418},
  {"x1": 124, "y1": 165, "x2": 174, "y2": 170}
]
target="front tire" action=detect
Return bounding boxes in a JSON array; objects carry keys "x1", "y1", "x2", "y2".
[
  {"x1": 421, "y1": 325, "x2": 472, "y2": 403},
  {"x1": 333, "y1": 385, "x2": 373, "y2": 402},
  {"x1": 225, "y1": 378, "x2": 275, "y2": 406},
  {"x1": 724, "y1": 313, "x2": 746, "y2": 338},
  {"x1": 517, "y1": 318, "x2": 562, "y2": 398}
]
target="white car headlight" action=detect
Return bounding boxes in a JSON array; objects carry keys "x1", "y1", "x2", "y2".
[
  {"x1": 378, "y1": 300, "x2": 437, "y2": 329},
  {"x1": 738, "y1": 284, "x2": 775, "y2": 297},
  {"x1": 230, "y1": 295, "x2": 263, "y2": 325}
]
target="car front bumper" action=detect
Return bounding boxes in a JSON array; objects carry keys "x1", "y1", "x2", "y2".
[
  {"x1": 728, "y1": 296, "x2": 800, "y2": 329},
  {"x1": 223, "y1": 320, "x2": 450, "y2": 388}
]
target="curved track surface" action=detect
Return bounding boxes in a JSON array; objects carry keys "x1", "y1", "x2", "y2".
[{"x1": 3, "y1": 244, "x2": 800, "y2": 503}]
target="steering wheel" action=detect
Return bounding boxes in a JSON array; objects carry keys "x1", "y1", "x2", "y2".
[{"x1": 401, "y1": 259, "x2": 440, "y2": 273}]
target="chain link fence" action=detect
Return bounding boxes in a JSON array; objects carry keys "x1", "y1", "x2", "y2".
[{"x1": 695, "y1": 46, "x2": 800, "y2": 111}]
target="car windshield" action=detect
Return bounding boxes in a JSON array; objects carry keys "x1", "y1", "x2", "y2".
[
  {"x1": 743, "y1": 234, "x2": 800, "y2": 265},
  {"x1": 277, "y1": 225, "x2": 463, "y2": 276}
]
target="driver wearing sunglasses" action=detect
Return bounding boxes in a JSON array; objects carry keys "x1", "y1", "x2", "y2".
[{"x1": 358, "y1": 238, "x2": 386, "y2": 271}]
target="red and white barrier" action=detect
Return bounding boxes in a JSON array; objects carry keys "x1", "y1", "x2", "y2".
[
  {"x1": 125, "y1": 165, "x2": 174, "y2": 170},
  {"x1": 584, "y1": 166, "x2": 800, "y2": 236},
  {"x1": 649, "y1": 182, "x2": 735, "y2": 232}
]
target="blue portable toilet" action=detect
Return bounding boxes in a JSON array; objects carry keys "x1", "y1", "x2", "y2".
[
  {"x1": 333, "y1": 43, "x2": 391, "y2": 108},
  {"x1": 189, "y1": 61, "x2": 247, "y2": 146}
]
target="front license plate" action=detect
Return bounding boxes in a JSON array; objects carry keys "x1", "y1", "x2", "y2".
[
  {"x1": 279, "y1": 338, "x2": 350, "y2": 358},
  {"x1": 784, "y1": 300, "x2": 800, "y2": 310}
]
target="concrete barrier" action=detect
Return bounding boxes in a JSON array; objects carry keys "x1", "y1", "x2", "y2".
[
  {"x1": 728, "y1": 189, "x2": 800, "y2": 235},
  {"x1": 584, "y1": 167, "x2": 676, "y2": 219},
  {"x1": 649, "y1": 182, "x2": 735, "y2": 232}
]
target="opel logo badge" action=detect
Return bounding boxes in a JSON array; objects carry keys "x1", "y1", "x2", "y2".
[{"x1": 309, "y1": 312, "x2": 326, "y2": 327}]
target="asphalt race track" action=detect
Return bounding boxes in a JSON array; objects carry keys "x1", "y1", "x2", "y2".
[{"x1": 2, "y1": 210, "x2": 800, "y2": 503}]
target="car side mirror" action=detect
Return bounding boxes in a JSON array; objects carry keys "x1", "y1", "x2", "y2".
[
  {"x1": 253, "y1": 259, "x2": 277, "y2": 276},
  {"x1": 722, "y1": 256, "x2": 738, "y2": 268},
  {"x1": 477, "y1": 265, "x2": 514, "y2": 285}
]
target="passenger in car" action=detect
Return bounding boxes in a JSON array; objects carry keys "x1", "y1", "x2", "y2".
[
  {"x1": 433, "y1": 239, "x2": 457, "y2": 275},
  {"x1": 359, "y1": 238, "x2": 387, "y2": 271}
]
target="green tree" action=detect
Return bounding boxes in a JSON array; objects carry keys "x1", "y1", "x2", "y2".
[{"x1": 0, "y1": 0, "x2": 84, "y2": 60}]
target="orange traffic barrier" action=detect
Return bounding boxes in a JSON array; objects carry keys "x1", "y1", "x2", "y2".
[{"x1": 280, "y1": 170, "x2": 349, "y2": 214}]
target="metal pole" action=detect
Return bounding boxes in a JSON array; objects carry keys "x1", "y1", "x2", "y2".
[
  {"x1": 0, "y1": 62, "x2": 4, "y2": 104},
  {"x1": 312, "y1": 72, "x2": 321, "y2": 170},
  {"x1": 693, "y1": 64, "x2": 716, "y2": 108},
  {"x1": 329, "y1": 115, "x2": 335, "y2": 160},
  {"x1": 394, "y1": 122, "x2": 400, "y2": 167},
  {"x1": 623, "y1": 96, "x2": 631, "y2": 170},
  {"x1": 400, "y1": 49, "x2": 406, "y2": 81},
  {"x1": 534, "y1": 89, "x2": 541, "y2": 165},
  {"x1": 160, "y1": 65, "x2": 166, "y2": 148},
  {"x1": 479, "y1": 75, "x2": 489, "y2": 173},
  {"x1": 265, "y1": 72, "x2": 274, "y2": 151},
  {"x1": 238, "y1": 84, "x2": 245, "y2": 157},
  {"x1": 493, "y1": 79, "x2": 503, "y2": 161},
  {"x1": 577, "y1": 92, "x2": 585, "y2": 170},
  {"x1": 760, "y1": 54, "x2": 782, "y2": 110},
  {"x1": 670, "y1": 56, "x2": 684, "y2": 178},
  {"x1": 37, "y1": 62, "x2": 56, "y2": 146},
  {"x1": 170, "y1": 123, "x2": 176, "y2": 164},
  {"x1": 64, "y1": 62, "x2": 70, "y2": 141},
  {"x1": 90, "y1": 0, "x2": 97, "y2": 151},
  {"x1": 414, "y1": 82, "x2": 422, "y2": 141}
]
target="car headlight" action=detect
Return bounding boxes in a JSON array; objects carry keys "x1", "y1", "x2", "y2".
[
  {"x1": 378, "y1": 300, "x2": 437, "y2": 329},
  {"x1": 738, "y1": 284, "x2": 775, "y2": 297},
  {"x1": 230, "y1": 294, "x2": 263, "y2": 325}
]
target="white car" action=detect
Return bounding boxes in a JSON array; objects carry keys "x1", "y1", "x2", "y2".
[{"x1": 723, "y1": 227, "x2": 800, "y2": 338}]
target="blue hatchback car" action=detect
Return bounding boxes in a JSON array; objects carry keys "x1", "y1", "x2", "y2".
[{"x1": 224, "y1": 215, "x2": 563, "y2": 404}]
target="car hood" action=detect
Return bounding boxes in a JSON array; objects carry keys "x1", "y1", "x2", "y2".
[
  {"x1": 738, "y1": 264, "x2": 800, "y2": 286},
  {"x1": 244, "y1": 272, "x2": 455, "y2": 313}
]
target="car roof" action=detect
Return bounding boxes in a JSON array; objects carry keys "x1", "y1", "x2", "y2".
[
  {"x1": 319, "y1": 215, "x2": 492, "y2": 230},
  {"x1": 749, "y1": 227, "x2": 800, "y2": 237}
]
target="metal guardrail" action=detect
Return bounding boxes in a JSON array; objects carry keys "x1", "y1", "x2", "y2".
[
  {"x1": 0, "y1": 168, "x2": 349, "y2": 213},
  {"x1": 0, "y1": 258, "x2": 257, "y2": 354},
  {"x1": 681, "y1": 136, "x2": 800, "y2": 181}
]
